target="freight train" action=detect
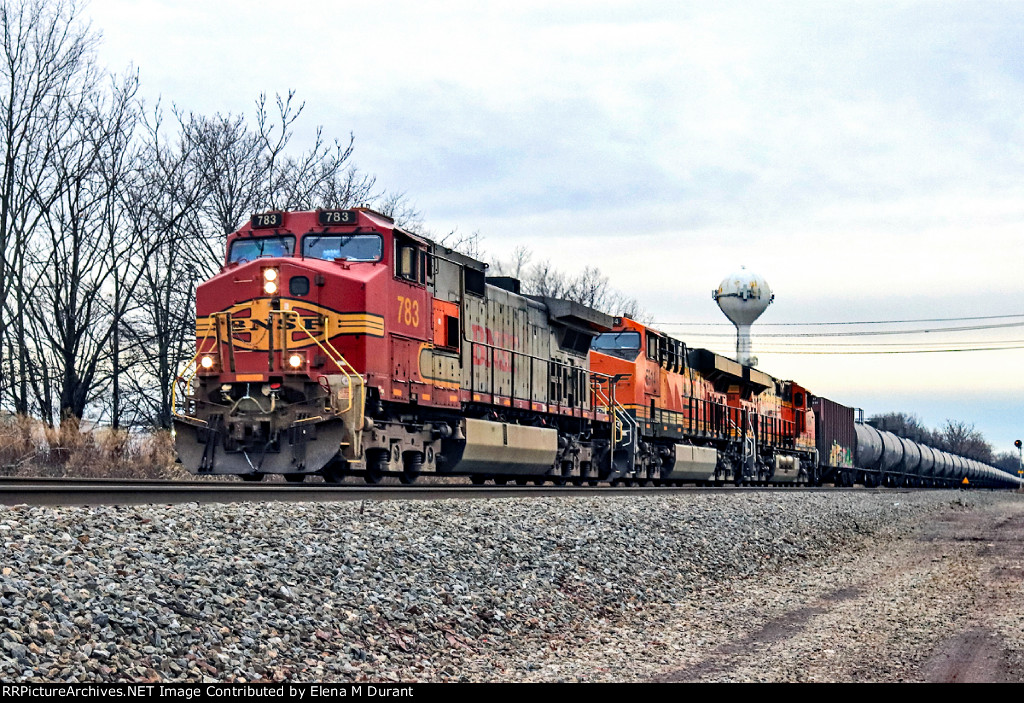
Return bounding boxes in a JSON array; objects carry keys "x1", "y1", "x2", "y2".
[{"x1": 171, "y1": 208, "x2": 1022, "y2": 489}]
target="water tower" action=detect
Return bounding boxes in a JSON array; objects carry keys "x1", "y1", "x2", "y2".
[{"x1": 713, "y1": 266, "x2": 774, "y2": 367}]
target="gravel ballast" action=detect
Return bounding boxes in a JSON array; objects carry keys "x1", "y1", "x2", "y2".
[{"x1": 0, "y1": 490, "x2": 1017, "y2": 682}]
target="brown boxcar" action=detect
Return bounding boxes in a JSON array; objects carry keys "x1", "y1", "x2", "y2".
[{"x1": 812, "y1": 396, "x2": 856, "y2": 482}]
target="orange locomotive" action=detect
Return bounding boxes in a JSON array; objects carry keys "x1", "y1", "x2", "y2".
[{"x1": 588, "y1": 318, "x2": 818, "y2": 484}]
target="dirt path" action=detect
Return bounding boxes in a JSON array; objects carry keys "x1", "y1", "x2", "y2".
[
  {"x1": 914, "y1": 500, "x2": 1024, "y2": 683},
  {"x1": 650, "y1": 494, "x2": 1024, "y2": 683},
  {"x1": 480, "y1": 493, "x2": 1024, "y2": 682}
]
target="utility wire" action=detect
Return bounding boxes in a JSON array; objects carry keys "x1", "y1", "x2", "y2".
[
  {"x1": 734, "y1": 345, "x2": 1024, "y2": 355},
  {"x1": 669, "y1": 321, "x2": 1024, "y2": 338},
  {"x1": 734, "y1": 338, "x2": 1024, "y2": 348},
  {"x1": 656, "y1": 313, "x2": 1024, "y2": 327}
]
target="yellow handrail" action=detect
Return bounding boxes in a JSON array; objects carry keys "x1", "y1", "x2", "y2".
[
  {"x1": 270, "y1": 310, "x2": 364, "y2": 425},
  {"x1": 172, "y1": 325, "x2": 221, "y2": 419}
]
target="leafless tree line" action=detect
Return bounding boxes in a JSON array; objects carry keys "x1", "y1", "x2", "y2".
[
  {"x1": 0, "y1": 0, "x2": 418, "y2": 430},
  {"x1": 493, "y1": 244, "x2": 647, "y2": 321}
]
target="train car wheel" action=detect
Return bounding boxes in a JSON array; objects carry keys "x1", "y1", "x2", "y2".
[
  {"x1": 494, "y1": 477, "x2": 508, "y2": 486},
  {"x1": 240, "y1": 473, "x2": 265, "y2": 482},
  {"x1": 515, "y1": 477, "x2": 529, "y2": 486},
  {"x1": 577, "y1": 461, "x2": 594, "y2": 486},
  {"x1": 321, "y1": 459, "x2": 348, "y2": 485},
  {"x1": 399, "y1": 451, "x2": 424, "y2": 485},
  {"x1": 284, "y1": 474, "x2": 306, "y2": 484},
  {"x1": 365, "y1": 449, "x2": 388, "y2": 485}
]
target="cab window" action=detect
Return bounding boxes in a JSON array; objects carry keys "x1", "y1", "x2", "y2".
[
  {"x1": 395, "y1": 234, "x2": 426, "y2": 285},
  {"x1": 228, "y1": 235, "x2": 295, "y2": 263},
  {"x1": 591, "y1": 331, "x2": 641, "y2": 360},
  {"x1": 302, "y1": 234, "x2": 382, "y2": 262},
  {"x1": 646, "y1": 332, "x2": 659, "y2": 361}
]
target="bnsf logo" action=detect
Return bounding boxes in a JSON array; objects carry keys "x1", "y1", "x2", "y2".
[
  {"x1": 471, "y1": 324, "x2": 518, "y2": 371},
  {"x1": 197, "y1": 301, "x2": 385, "y2": 350},
  {"x1": 231, "y1": 316, "x2": 324, "y2": 333}
]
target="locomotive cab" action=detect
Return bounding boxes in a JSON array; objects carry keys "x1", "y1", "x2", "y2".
[{"x1": 174, "y1": 209, "x2": 398, "y2": 479}]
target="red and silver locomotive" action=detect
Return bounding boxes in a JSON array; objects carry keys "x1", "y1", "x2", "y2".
[{"x1": 173, "y1": 208, "x2": 615, "y2": 484}]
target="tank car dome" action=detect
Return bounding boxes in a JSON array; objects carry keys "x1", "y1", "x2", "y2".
[{"x1": 713, "y1": 266, "x2": 775, "y2": 326}]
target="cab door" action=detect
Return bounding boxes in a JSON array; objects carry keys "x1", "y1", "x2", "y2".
[{"x1": 391, "y1": 235, "x2": 430, "y2": 401}]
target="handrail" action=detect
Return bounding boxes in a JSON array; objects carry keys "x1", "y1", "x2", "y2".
[
  {"x1": 269, "y1": 310, "x2": 362, "y2": 420},
  {"x1": 172, "y1": 326, "x2": 220, "y2": 419}
]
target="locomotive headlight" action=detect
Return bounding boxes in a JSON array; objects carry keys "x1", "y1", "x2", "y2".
[
  {"x1": 263, "y1": 280, "x2": 279, "y2": 295},
  {"x1": 263, "y1": 268, "x2": 278, "y2": 282},
  {"x1": 288, "y1": 353, "x2": 303, "y2": 369},
  {"x1": 200, "y1": 355, "x2": 215, "y2": 369}
]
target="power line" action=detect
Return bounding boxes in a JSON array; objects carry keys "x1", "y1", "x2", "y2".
[
  {"x1": 749, "y1": 345, "x2": 1024, "y2": 355},
  {"x1": 666, "y1": 321, "x2": 1024, "y2": 338},
  {"x1": 732, "y1": 338, "x2": 1024, "y2": 348},
  {"x1": 656, "y1": 313, "x2": 1024, "y2": 327}
]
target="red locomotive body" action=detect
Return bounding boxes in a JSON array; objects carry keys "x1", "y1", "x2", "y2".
[{"x1": 174, "y1": 208, "x2": 615, "y2": 483}]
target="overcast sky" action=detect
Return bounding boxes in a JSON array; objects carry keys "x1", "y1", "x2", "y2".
[{"x1": 87, "y1": 0, "x2": 1024, "y2": 453}]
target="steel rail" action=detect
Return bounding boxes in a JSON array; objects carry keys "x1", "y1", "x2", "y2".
[{"x1": 0, "y1": 480, "x2": 887, "y2": 507}]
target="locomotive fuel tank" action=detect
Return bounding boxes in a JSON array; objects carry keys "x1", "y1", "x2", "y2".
[{"x1": 661, "y1": 444, "x2": 718, "y2": 481}]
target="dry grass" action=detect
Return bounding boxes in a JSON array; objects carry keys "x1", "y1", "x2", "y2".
[{"x1": 0, "y1": 413, "x2": 190, "y2": 479}]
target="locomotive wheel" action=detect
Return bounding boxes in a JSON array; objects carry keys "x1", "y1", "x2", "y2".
[
  {"x1": 320, "y1": 459, "x2": 348, "y2": 485},
  {"x1": 365, "y1": 449, "x2": 388, "y2": 485},
  {"x1": 399, "y1": 451, "x2": 424, "y2": 485},
  {"x1": 578, "y1": 461, "x2": 598, "y2": 487},
  {"x1": 494, "y1": 477, "x2": 508, "y2": 486},
  {"x1": 240, "y1": 473, "x2": 265, "y2": 482},
  {"x1": 470, "y1": 475, "x2": 486, "y2": 485},
  {"x1": 515, "y1": 477, "x2": 529, "y2": 486},
  {"x1": 284, "y1": 474, "x2": 306, "y2": 484}
]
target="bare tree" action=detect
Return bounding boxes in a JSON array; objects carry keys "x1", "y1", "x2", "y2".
[
  {"x1": 492, "y1": 246, "x2": 646, "y2": 319},
  {"x1": 0, "y1": 0, "x2": 99, "y2": 414},
  {"x1": 117, "y1": 104, "x2": 208, "y2": 428},
  {"x1": 993, "y1": 451, "x2": 1021, "y2": 475},
  {"x1": 937, "y1": 420, "x2": 993, "y2": 463},
  {"x1": 867, "y1": 412, "x2": 930, "y2": 443},
  {"x1": 21, "y1": 70, "x2": 141, "y2": 424}
]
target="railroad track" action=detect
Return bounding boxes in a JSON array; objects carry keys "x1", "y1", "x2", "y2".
[{"x1": 0, "y1": 476, "x2": 878, "y2": 507}]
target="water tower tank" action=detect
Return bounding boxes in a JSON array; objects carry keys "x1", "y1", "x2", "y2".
[{"x1": 713, "y1": 266, "x2": 774, "y2": 366}]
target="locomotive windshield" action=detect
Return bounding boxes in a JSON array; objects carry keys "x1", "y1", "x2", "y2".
[
  {"x1": 303, "y1": 234, "x2": 382, "y2": 262},
  {"x1": 228, "y1": 235, "x2": 295, "y2": 263},
  {"x1": 591, "y1": 331, "x2": 642, "y2": 359}
]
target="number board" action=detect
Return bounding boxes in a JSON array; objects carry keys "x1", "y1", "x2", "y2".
[
  {"x1": 251, "y1": 212, "x2": 284, "y2": 229},
  {"x1": 318, "y1": 209, "x2": 359, "y2": 226}
]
